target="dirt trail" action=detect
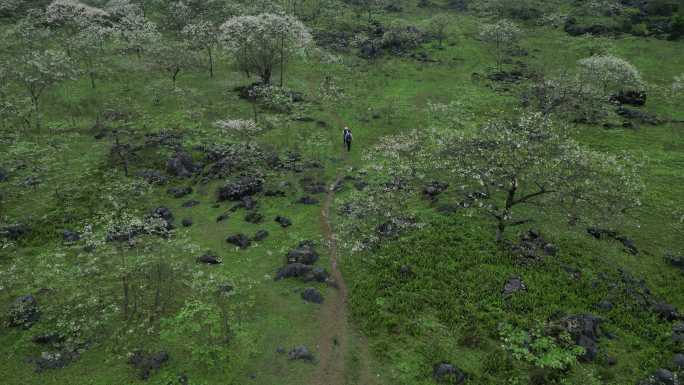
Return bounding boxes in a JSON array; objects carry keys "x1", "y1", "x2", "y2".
[{"x1": 310, "y1": 113, "x2": 377, "y2": 385}]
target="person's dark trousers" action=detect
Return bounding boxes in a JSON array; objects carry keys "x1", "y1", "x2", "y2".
[{"x1": 346, "y1": 141, "x2": 351, "y2": 152}]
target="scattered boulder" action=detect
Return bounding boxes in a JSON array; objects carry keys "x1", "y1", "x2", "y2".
[
  {"x1": 253, "y1": 229, "x2": 269, "y2": 241},
  {"x1": 511, "y1": 230, "x2": 558, "y2": 258},
  {"x1": 616, "y1": 106, "x2": 661, "y2": 125},
  {"x1": 167, "y1": 187, "x2": 192, "y2": 198},
  {"x1": 354, "y1": 180, "x2": 368, "y2": 191},
  {"x1": 32, "y1": 350, "x2": 78, "y2": 372},
  {"x1": 62, "y1": 230, "x2": 80, "y2": 242},
  {"x1": 558, "y1": 314, "x2": 602, "y2": 362},
  {"x1": 585, "y1": 226, "x2": 638, "y2": 254},
  {"x1": 502, "y1": 277, "x2": 526, "y2": 296},
  {"x1": 653, "y1": 302, "x2": 679, "y2": 321},
  {"x1": 32, "y1": 333, "x2": 64, "y2": 345},
  {"x1": 275, "y1": 216, "x2": 292, "y2": 228},
  {"x1": 138, "y1": 170, "x2": 168, "y2": 185},
  {"x1": 287, "y1": 242, "x2": 319, "y2": 265},
  {"x1": 288, "y1": 346, "x2": 314, "y2": 361},
  {"x1": 301, "y1": 288, "x2": 323, "y2": 304},
  {"x1": 7, "y1": 295, "x2": 40, "y2": 329},
  {"x1": 181, "y1": 218, "x2": 193, "y2": 227},
  {"x1": 301, "y1": 178, "x2": 326, "y2": 194},
  {"x1": 197, "y1": 254, "x2": 221, "y2": 264},
  {"x1": 216, "y1": 214, "x2": 229, "y2": 222},
  {"x1": 167, "y1": 150, "x2": 198, "y2": 178},
  {"x1": 244, "y1": 212, "x2": 264, "y2": 224},
  {"x1": 665, "y1": 253, "x2": 684, "y2": 273},
  {"x1": 672, "y1": 353, "x2": 684, "y2": 368},
  {"x1": 376, "y1": 221, "x2": 399, "y2": 238},
  {"x1": 296, "y1": 196, "x2": 319, "y2": 205},
  {"x1": 226, "y1": 233, "x2": 251, "y2": 249},
  {"x1": 596, "y1": 300, "x2": 614, "y2": 312},
  {"x1": 265, "y1": 189, "x2": 286, "y2": 197},
  {"x1": 654, "y1": 369, "x2": 675, "y2": 385},
  {"x1": 312, "y1": 267, "x2": 329, "y2": 283},
  {"x1": 487, "y1": 70, "x2": 525, "y2": 83},
  {"x1": 217, "y1": 283, "x2": 233, "y2": 294},
  {"x1": 0, "y1": 167, "x2": 8, "y2": 182},
  {"x1": 433, "y1": 362, "x2": 466, "y2": 384},
  {"x1": 673, "y1": 323, "x2": 684, "y2": 343},
  {"x1": 610, "y1": 90, "x2": 647, "y2": 106},
  {"x1": 217, "y1": 176, "x2": 263, "y2": 201},
  {"x1": 128, "y1": 350, "x2": 170, "y2": 380},
  {"x1": 182, "y1": 200, "x2": 200, "y2": 208},
  {"x1": 149, "y1": 207, "x2": 174, "y2": 231},
  {"x1": 423, "y1": 181, "x2": 449, "y2": 200},
  {"x1": 276, "y1": 263, "x2": 312, "y2": 280},
  {"x1": 0, "y1": 224, "x2": 31, "y2": 240}
]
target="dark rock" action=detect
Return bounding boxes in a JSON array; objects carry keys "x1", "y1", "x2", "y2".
[
  {"x1": 288, "y1": 346, "x2": 314, "y2": 361},
  {"x1": 376, "y1": 221, "x2": 399, "y2": 238},
  {"x1": 216, "y1": 214, "x2": 229, "y2": 222},
  {"x1": 287, "y1": 243, "x2": 319, "y2": 265},
  {"x1": 217, "y1": 283, "x2": 233, "y2": 294},
  {"x1": 0, "y1": 224, "x2": 31, "y2": 240},
  {"x1": 673, "y1": 323, "x2": 684, "y2": 342},
  {"x1": 606, "y1": 356, "x2": 618, "y2": 366},
  {"x1": 167, "y1": 186, "x2": 192, "y2": 198},
  {"x1": 7, "y1": 295, "x2": 40, "y2": 329},
  {"x1": 559, "y1": 314, "x2": 602, "y2": 362},
  {"x1": 227, "y1": 234, "x2": 251, "y2": 249},
  {"x1": 596, "y1": 300, "x2": 614, "y2": 311},
  {"x1": 217, "y1": 176, "x2": 263, "y2": 201},
  {"x1": 181, "y1": 218, "x2": 193, "y2": 227},
  {"x1": 301, "y1": 178, "x2": 326, "y2": 194},
  {"x1": 128, "y1": 350, "x2": 169, "y2": 380},
  {"x1": 253, "y1": 229, "x2": 269, "y2": 241},
  {"x1": 423, "y1": 181, "x2": 448, "y2": 199},
  {"x1": 354, "y1": 180, "x2": 368, "y2": 191},
  {"x1": 275, "y1": 263, "x2": 312, "y2": 280},
  {"x1": 182, "y1": 200, "x2": 200, "y2": 208},
  {"x1": 399, "y1": 265, "x2": 413, "y2": 276},
  {"x1": 665, "y1": 253, "x2": 684, "y2": 272},
  {"x1": 487, "y1": 70, "x2": 525, "y2": 83},
  {"x1": 502, "y1": 277, "x2": 526, "y2": 296},
  {"x1": 312, "y1": 267, "x2": 329, "y2": 283},
  {"x1": 653, "y1": 302, "x2": 679, "y2": 321},
  {"x1": 167, "y1": 150, "x2": 198, "y2": 178},
  {"x1": 32, "y1": 350, "x2": 78, "y2": 372},
  {"x1": 244, "y1": 212, "x2": 264, "y2": 224},
  {"x1": 512, "y1": 230, "x2": 558, "y2": 258},
  {"x1": 433, "y1": 362, "x2": 466, "y2": 384},
  {"x1": 616, "y1": 106, "x2": 661, "y2": 125},
  {"x1": 151, "y1": 207, "x2": 173, "y2": 222},
  {"x1": 301, "y1": 288, "x2": 323, "y2": 304},
  {"x1": 672, "y1": 353, "x2": 684, "y2": 368},
  {"x1": 275, "y1": 216, "x2": 292, "y2": 228},
  {"x1": 32, "y1": 333, "x2": 64, "y2": 345},
  {"x1": 610, "y1": 90, "x2": 647, "y2": 106},
  {"x1": 437, "y1": 204, "x2": 459, "y2": 214},
  {"x1": 197, "y1": 254, "x2": 221, "y2": 264},
  {"x1": 138, "y1": 170, "x2": 168, "y2": 185},
  {"x1": 265, "y1": 189, "x2": 286, "y2": 197},
  {"x1": 654, "y1": 369, "x2": 675, "y2": 385},
  {"x1": 276, "y1": 346, "x2": 285, "y2": 354},
  {"x1": 587, "y1": 227, "x2": 638, "y2": 254},
  {"x1": 296, "y1": 196, "x2": 319, "y2": 205},
  {"x1": 0, "y1": 167, "x2": 8, "y2": 182},
  {"x1": 62, "y1": 230, "x2": 80, "y2": 242}
]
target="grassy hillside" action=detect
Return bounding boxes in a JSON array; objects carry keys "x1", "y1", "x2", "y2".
[{"x1": 1, "y1": 0, "x2": 683, "y2": 384}]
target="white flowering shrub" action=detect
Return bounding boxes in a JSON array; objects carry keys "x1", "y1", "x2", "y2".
[
  {"x1": 479, "y1": 19, "x2": 521, "y2": 71},
  {"x1": 219, "y1": 13, "x2": 312, "y2": 84},
  {"x1": 577, "y1": 54, "x2": 644, "y2": 94},
  {"x1": 114, "y1": 11, "x2": 161, "y2": 57},
  {"x1": 214, "y1": 119, "x2": 261, "y2": 136},
  {"x1": 672, "y1": 74, "x2": 684, "y2": 96}
]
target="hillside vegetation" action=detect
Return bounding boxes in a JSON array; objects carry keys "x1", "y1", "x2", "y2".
[{"x1": 1, "y1": 0, "x2": 683, "y2": 385}]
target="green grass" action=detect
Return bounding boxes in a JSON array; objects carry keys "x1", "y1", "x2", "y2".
[{"x1": 1, "y1": 1, "x2": 684, "y2": 385}]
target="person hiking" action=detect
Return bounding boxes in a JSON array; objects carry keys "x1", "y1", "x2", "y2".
[{"x1": 343, "y1": 127, "x2": 353, "y2": 152}]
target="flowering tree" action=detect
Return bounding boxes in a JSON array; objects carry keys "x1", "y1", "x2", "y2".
[
  {"x1": 8, "y1": 49, "x2": 78, "y2": 130},
  {"x1": 428, "y1": 14, "x2": 450, "y2": 47},
  {"x1": 577, "y1": 54, "x2": 644, "y2": 94},
  {"x1": 443, "y1": 113, "x2": 643, "y2": 242},
  {"x1": 115, "y1": 11, "x2": 161, "y2": 58},
  {"x1": 219, "y1": 13, "x2": 312, "y2": 85},
  {"x1": 149, "y1": 41, "x2": 200, "y2": 88},
  {"x1": 182, "y1": 20, "x2": 219, "y2": 78},
  {"x1": 479, "y1": 19, "x2": 521, "y2": 72}
]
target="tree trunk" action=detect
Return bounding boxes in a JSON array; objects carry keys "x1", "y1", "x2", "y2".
[
  {"x1": 208, "y1": 47, "x2": 214, "y2": 78},
  {"x1": 280, "y1": 36, "x2": 285, "y2": 87},
  {"x1": 172, "y1": 67, "x2": 180, "y2": 88}
]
